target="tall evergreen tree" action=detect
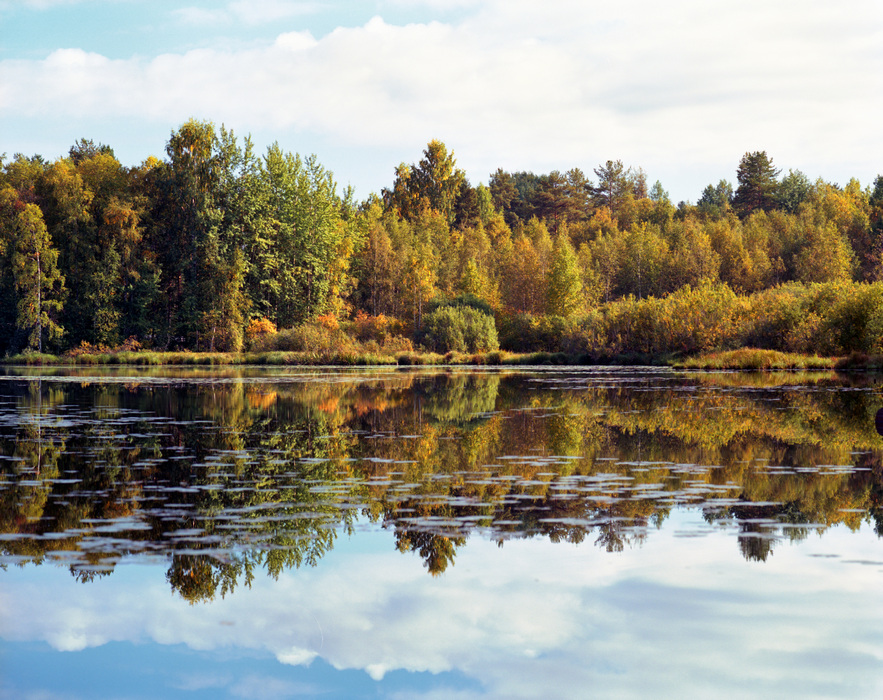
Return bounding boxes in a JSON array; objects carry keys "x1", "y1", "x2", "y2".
[{"x1": 733, "y1": 151, "x2": 781, "y2": 216}]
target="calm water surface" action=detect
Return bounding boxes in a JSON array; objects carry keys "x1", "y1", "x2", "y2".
[{"x1": 1, "y1": 366, "x2": 882, "y2": 699}]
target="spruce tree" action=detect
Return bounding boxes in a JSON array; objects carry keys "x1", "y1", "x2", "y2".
[{"x1": 733, "y1": 151, "x2": 781, "y2": 216}]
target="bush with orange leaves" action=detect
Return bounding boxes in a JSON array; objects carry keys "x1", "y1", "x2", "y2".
[
  {"x1": 245, "y1": 317, "x2": 278, "y2": 351},
  {"x1": 65, "y1": 336, "x2": 143, "y2": 357},
  {"x1": 315, "y1": 313, "x2": 339, "y2": 330},
  {"x1": 346, "y1": 311, "x2": 404, "y2": 344}
]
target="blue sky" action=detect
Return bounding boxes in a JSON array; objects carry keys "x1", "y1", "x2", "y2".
[{"x1": 1, "y1": 0, "x2": 882, "y2": 202}]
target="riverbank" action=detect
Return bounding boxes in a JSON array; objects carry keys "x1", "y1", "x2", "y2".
[
  {"x1": 1, "y1": 348, "x2": 649, "y2": 367},
  {"x1": 5, "y1": 347, "x2": 880, "y2": 370}
]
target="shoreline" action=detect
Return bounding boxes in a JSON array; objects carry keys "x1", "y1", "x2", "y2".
[{"x1": 2, "y1": 348, "x2": 880, "y2": 370}]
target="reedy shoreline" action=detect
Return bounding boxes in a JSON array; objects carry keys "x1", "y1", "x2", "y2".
[{"x1": 3, "y1": 347, "x2": 880, "y2": 370}]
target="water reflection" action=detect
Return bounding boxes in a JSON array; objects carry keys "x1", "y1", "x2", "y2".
[{"x1": 1, "y1": 367, "x2": 882, "y2": 600}]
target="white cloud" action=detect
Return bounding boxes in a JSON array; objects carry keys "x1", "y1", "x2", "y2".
[
  {"x1": 274, "y1": 30, "x2": 318, "y2": 52},
  {"x1": 1, "y1": 0, "x2": 881, "y2": 198}
]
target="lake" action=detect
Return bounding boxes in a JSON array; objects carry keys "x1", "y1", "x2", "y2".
[{"x1": 1, "y1": 366, "x2": 882, "y2": 699}]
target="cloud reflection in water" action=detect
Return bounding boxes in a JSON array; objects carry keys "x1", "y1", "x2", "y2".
[{"x1": 2, "y1": 510, "x2": 882, "y2": 699}]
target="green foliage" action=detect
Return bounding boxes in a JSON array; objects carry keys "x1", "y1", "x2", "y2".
[
  {"x1": 778, "y1": 169, "x2": 813, "y2": 213},
  {"x1": 499, "y1": 313, "x2": 572, "y2": 353},
  {"x1": 260, "y1": 144, "x2": 350, "y2": 326},
  {"x1": 697, "y1": 180, "x2": 733, "y2": 219},
  {"x1": 545, "y1": 234, "x2": 583, "y2": 317},
  {"x1": 10, "y1": 202, "x2": 65, "y2": 351},
  {"x1": 733, "y1": 151, "x2": 781, "y2": 216},
  {"x1": 421, "y1": 305, "x2": 498, "y2": 353},
  {"x1": 592, "y1": 160, "x2": 647, "y2": 215},
  {"x1": 426, "y1": 292, "x2": 494, "y2": 318},
  {"x1": 385, "y1": 140, "x2": 465, "y2": 225}
]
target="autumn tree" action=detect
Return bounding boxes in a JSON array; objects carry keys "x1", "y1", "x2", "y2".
[
  {"x1": 351, "y1": 203, "x2": 398, "y2": 317},
  {"x1": 501, "y1": 234, "x2": 546, "y2": 314},
  {"x1": 665, "y1": 217, "x2": 721, "y2": 290},
  {"x1": 590, "y1": 231, "x2": 626, "y2": 303},
  {"x1": 385, "y1": 140, "x2": 465, "y2": 226},
  {"x1": 545, "y1": 232, "x2": 583, "y2": 318},
  {"x1": 619, "y1": 223, "x2": 670, "y2": 299},
  {"x1": 11, "y1": 201, "x2": 65, "y2": 351},
  {"x1": 36, "y1": 144, "x2": 154, "y2": 348},
  {"x1": 0, "y1": 186, "x2": 21, "y2": 348},
  {"x1": 793, "y1": 218, "x2": 853, "y2": 283},
  {"x1": 804, "y1": 179, "x2": 872, "y2": 280}
]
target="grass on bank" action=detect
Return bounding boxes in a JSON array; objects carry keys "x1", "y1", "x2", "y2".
[
  {"x1": 676, "y1": 348, "x2": 883, "y2": 370},
  {"x1": 6, "y1": 347, "x2": 876, "y2": 370},
  {"x1": 674, "y1": 348, "x2": 835, "y2": 370}
]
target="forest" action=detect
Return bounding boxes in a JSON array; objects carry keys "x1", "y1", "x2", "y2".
[{"x1": 2, "y1": 118, "x2": 883, "y2": 359}]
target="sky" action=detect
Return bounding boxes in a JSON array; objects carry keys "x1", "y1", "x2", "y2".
[{"x1": 1, "y1": 0, "x2": 882, "y2": 203}]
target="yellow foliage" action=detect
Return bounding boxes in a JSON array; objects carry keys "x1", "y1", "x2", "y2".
[
  {"x1": 245, "y1": 317, "x2": 277, "y2": 341},
  {"x1": 315, "y1": 313, "x2": 339, "y2": 330}
]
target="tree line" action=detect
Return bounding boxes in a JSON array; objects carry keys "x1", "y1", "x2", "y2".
[{"x1": 2, "y1": 119, "x2": 882, "y2": 355}]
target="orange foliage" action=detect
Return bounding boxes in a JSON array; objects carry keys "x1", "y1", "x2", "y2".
[
  {"x1": 315, "y1": 313, "x2": 339, "y2": 330},
  {"x1": 245, "y1": 317, "x2": 277, "y2": 341},
  {"x1": 246, "y1": 390, "x2": 278, "y2": 411},
  {"x1": 65, "y1": 336, "x2": 142, "y2": 357}
]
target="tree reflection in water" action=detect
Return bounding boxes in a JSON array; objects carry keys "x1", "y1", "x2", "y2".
[{"x1": 1, "y1": 367, "x2": 883, "y2": 599}]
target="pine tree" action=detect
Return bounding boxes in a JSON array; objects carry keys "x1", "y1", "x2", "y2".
[{"x1": 733, "y1": 151, "x2": 781, "y2": 216}]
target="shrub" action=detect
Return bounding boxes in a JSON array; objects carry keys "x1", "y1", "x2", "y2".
[
  {"x1": 740, "y1": 284, "x2": 812, "y2": 352},
  {"x1": 422, "y1": 307, "x2": 466, "y2": 352},
  {"x1": 64, "y1": 336, "x2": 143, "y2": 359},
  {"x1": 245, "y1": 317, "x2": 277, "y2": 350},
  {"x1": 738, "y1": 282, "x2": 883, "y2": 356},
  {"x1": 272, "y1": 320, "x2": 358, "y2": 354},
  {"x1": 380, "y1": 334, "x2": 414, "y2": 354},
  {"x1": 426, "y1": 293, "x2": 494, "y2": 318},
  {"x1": 66, "y1": 340, "x2": 111, "y2": 358},
  {"x1": 421, "y1": 306, "x2": 498, "y2": 353},
  {"x1": 346, "y1": 311, "x2": 405, "y2": 343},
  {"x1": 651, "y1": 283, "x2": 742, "y2": 354},
  {"x1": 498, "y1": 314, "x2": 571, "y2": 352}
]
